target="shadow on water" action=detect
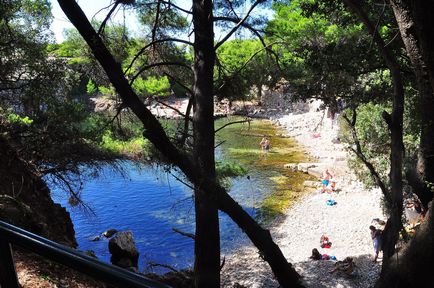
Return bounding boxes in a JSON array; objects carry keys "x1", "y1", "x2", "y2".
[{"x1": 51, "y1": 117, "x2": 311, "y2": 274}]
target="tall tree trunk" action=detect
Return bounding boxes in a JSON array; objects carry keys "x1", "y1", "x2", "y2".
[
  {"x1": 191, "y1": 0, "x2": 220, "y2": 286},
  {"x1": 375, "y1": 202, "x2": 434, "y2": 288},
  {"x1": 57, "y1": 1, "x2": 303, "y2": 287},
  {"x1": 372, "y1": 2, "x2": 434, "y2": 287},
  {"x1": 343, "y1": 0, "x2": 404, "y2": 267},
  {"x1": 390, "y1": 0, "x2": 434, "y2": 209}
]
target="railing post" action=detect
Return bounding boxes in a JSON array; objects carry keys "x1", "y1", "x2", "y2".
[{"x1": 0, "y1": 238, "x2": 20, "y2": 288}]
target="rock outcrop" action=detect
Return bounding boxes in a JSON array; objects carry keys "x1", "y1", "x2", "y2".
[
  {"x1": 108, "y1": 231, "x2": 139, "y2": 270},
  {"x1": 0, "y1": 136, "x2": 76, "y2": 247}
]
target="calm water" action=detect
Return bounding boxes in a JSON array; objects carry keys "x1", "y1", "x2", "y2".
[{"x1": 51, "y1": 118, "x2": 306, "y2": 273}]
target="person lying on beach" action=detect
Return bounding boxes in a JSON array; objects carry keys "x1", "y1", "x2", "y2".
[
  {"x1": 310, "y1": 248, "x2": 322, "y2": 260},
  {"x1": 309, "y1": 248, "x2": 336, "y2": 260},
  {"x1": 328, "y1": 257, "x2": 355, "y2": 275}
]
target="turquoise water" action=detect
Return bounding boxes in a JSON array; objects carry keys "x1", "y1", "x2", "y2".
[{"x1": 51, "y1": 118, "x2": 302, "y2": 273}]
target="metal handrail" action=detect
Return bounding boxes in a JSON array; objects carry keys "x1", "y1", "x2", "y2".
[{"x1": 0, "y1": 220, "x2": 171, "y2": 288}]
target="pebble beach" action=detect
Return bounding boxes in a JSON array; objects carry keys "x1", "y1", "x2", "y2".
[{"x1": 221, "y1": 107, "x2": 385, "y2": 288}]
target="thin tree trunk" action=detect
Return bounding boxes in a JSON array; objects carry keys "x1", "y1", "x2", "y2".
[
  {"x1": 343, "y1": 0, "x2": 404, "y2": 267},
  {"x1": 57, "y1": 1, "x2": 303, "y2": 287}
]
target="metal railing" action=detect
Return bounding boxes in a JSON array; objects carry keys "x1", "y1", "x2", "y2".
[{"x1": 0, "y1": 220, "x2": 171, "y2": 288}]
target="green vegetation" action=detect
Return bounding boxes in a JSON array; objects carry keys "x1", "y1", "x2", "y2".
[
  {"x1": 101, "y1": 131, "x2": 147, "y2": 156},
  {"x1": 341, "y1": 103, "x2": 391, "y2": 189},
  {"x1": 259, "y1": 172, "x2": 312, "y2": 222}
]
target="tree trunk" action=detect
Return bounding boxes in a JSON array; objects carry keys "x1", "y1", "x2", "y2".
[
  {"x1": 57, "y1": 1, "x2": 303, "y2": 287},
  {"x1": 191, "y1": 0, "x2": 220, "y2": 286},
  {"x1": 343, "y1": 0, "x2": 404, "y2": 268},
  {"x1": 375, "y1": 202, "x2": 434, "y2": 288},
  {"x1": 373, "y1": 2, "x2": 434, "y2": 287},
  {"x1": 217, "y1": 188, "x2": 303, "y2": 287},
  {"x1": 390, "y1": 0, "x2": 434, "y2": 209}
]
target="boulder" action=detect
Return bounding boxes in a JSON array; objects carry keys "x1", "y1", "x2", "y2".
[
  {"x1": 102, "y1": 228, "x2": 118, "y2": 238},
  {"x1": 91, "y1": 235, "x2": 100, "y2": 241},
  {"x1": 109, "y1": 231, "x2": 139, "y2": 269},
  {"x1": 284, "y1": 162, "x2": 321, "y2": 174}
]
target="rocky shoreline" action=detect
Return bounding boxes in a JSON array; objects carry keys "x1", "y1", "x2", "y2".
[
  {"x1": 221, "y1": 105, "x2": 385, "y2": 287},
  {"x1": 63, "y1": 96, "x2": 386, "y2": 287}
]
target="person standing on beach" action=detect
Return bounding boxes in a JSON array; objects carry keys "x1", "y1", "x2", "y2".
[
  {"x1": 321, "y1": 168, "x2": 333, "y2": 192},
  {"x1": 370, "y1": 225, "x2": 382, "y2": 262}
]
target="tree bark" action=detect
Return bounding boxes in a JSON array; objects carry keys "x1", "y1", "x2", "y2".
[
  {"x1": 372, "y1": 2, "x2": 434, "y2": 287},
  {"x1": 375, "y1": 202, "x2": 434, "y2": 288},
  {"x1": 390, "y1": 0, "x2": 434, "y2": 209},
  {"x1": 191, "y1": 0, "x2": 220, "y2": 286},
  {"x1": 343, "y1": 0, "x2": 404, "y2": 267},
  {"x1": 217, "y1": 187, "x2": 303, "y2": 287},
  {"x1": 57, "y1": 1, "x2": 303, "y2": 287}
]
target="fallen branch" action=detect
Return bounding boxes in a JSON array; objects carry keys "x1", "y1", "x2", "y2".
[{"x1": 172, "y1": 228, "x2": 195, "y2": 240}]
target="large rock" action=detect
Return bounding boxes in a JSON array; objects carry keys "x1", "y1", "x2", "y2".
[
  {"x1": 0, "y1": 136, "x2": 76, "y2": 247},
  {"x1": 109, "y1": 231, "x2": 139, "y2": 270},
  {"x1": 102, "y1": 228, "x2": 118, "y2": 238}
]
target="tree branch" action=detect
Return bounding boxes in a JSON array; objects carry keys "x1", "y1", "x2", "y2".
[
  {"x1": 342, "y1": 111, "x2": 392, "y2": 204},
  {"x1": 129, "y1": 61, "x2": 192, "y2": 85},
  {"x1": 232, "y1": 42, "x2": 278, "y2": 76},
  {"x1": 151, "y1": 0, "x2": 162, "y2": 45},
  {"x1": 214, "y1": 16, "x2": 281, "y2": 69},
  {"x1": 214, "y1": 0, "x2": 263, "y2": 50},
  {"x1": 152, "y1": 97, "x2": 191, "y2": 119},
  {"x1": 215, "y1": 119, "x2": 250, "y2": 133},
  {"x1": 97, "y1": 1, "x2": 120, "y2": 35},
  {"x1": 172, "y1": 228, "x2": 195, "y2": 239},
  {"x1": 124, "y1": 38, "x2": 193, "y2": 76},
  {"x1": 162, "y1": 0, "x2": 192, "y2": 14}
]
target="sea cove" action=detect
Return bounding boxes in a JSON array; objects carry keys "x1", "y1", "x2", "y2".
[{"x1": 51, "y1": 118, "x2": 310, "y2": 273}]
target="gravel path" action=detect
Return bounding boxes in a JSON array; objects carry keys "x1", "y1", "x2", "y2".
[{"x1": 221, "y1": 107, "x2": 385, "y2": 287}]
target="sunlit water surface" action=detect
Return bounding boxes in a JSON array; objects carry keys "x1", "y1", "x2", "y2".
[{"x1": 51, "y1": 118, "x2": 306, "y2": 273}]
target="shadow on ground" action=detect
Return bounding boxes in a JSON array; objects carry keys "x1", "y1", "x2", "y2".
[{"x1": 293, "y1": 254, "x2": 381, "y2": 288}]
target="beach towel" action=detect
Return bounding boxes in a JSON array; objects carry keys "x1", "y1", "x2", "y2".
[{"x1": 326, "y1": 199, "x2": 337, "y2": 206}]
